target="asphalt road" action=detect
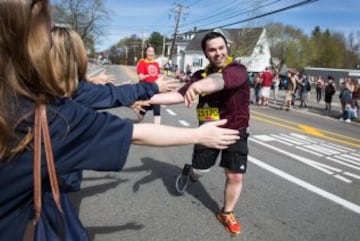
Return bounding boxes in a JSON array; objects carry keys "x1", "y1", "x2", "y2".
[{"x1": 70, "y1": 65, "x2": 360, "y2": 241}]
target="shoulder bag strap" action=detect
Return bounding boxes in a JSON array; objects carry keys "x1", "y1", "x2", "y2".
[{"x1": 33, "y1": 104, "x2": 63, "y2": 224}]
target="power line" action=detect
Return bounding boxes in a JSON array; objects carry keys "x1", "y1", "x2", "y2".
[
  {"x1": 215, "y1": 0, "x2": 319, "y2": 29},
  {"x1": 179, "y1": 0, "x2": 282, "y2": 30},
  {"x1": 180, "y1": 0, "x2": 252, "y2": 27}
]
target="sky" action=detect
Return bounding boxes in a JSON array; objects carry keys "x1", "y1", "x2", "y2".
[{"x1": 55, "y1": 0, "x2": 360, "y2": 52}]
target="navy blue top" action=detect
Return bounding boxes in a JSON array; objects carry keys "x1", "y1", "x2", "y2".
[
  {"x1": 61, "y1": 80, "x2": 159, "y2": 192},
  {"x1": 0, "y1": 98, "x2": 133, "y2": 240},
  {"x1": 0, "y1": 81, "x2": 159, "y2": 240},
  {"x1": 74, "y1": 81, "x2": 159, "y2": 109}
]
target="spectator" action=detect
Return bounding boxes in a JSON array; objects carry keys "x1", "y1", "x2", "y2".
[
  {"x1": 282, "y1": 70, "x2": 297, "y2": 111},
  {"x1": 253, "y1": 73, "x2": 262, "y2": 105},
  {"x1": 137, "y1": 44, "x2": 163, "y2": 124},
  {"x1": 316, "y1": 75, "x2": 324, "y2": 103},
  {"x1": 340, "y1": 104, "x2": 356, "y2": 123},
  {"x1": 324, "y1": 76, "x2": 336, "y2": 112},
  {"x1": 0, "y1": 1, "x2": 240, "y2": 240},
  {"x1": 351, "y1": 78, "x2": 359, "y2": 117},
  {"x1": 260, "y1": 67, "x2": 273, "y2": 106},
  {"x1": 299, "y1": 74, "x2": 310, "y2": 108},
  {"x1": 272, "y1": 73, "x2": 280, "y2": 103},
  {"x1": 339, "y1": 78, "x2": 355, "y2": 113}
]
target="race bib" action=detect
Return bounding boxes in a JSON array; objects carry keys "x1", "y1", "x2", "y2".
[{"x1": 197, "y1": 107, "x2": 220, "y2": 122}]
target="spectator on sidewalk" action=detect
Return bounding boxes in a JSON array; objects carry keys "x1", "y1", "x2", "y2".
[
  {"x1": 340, "y1": 103, "x2": 357, "y2": 123},
  {"x1": 254, "y1": 73, "x2": 262, "y2": 105},
  {"x1": 299, "y1": 74, "x2": 311, "y2": 108},
  {"x1": 316, "y1": 75, "x2": 324, "y2": 103},
  {"x1": 272, "y1": 73, "x2": 280, "y2": 103},
  {"x1": 260, "y1": 67, "x2": 273, "y2": 106},
  {"x1": 351, "y1": 78, "x2": 359, "y2": 117},
  {"x1": 339, "y1": 78, "x2": 355, "y2": 113},
  {"x1": 282, "y1": 70, "x2": 297, "y2": 111},
  {"x1": 324, "y1": 76, "x2": 336, "y2": 112}
]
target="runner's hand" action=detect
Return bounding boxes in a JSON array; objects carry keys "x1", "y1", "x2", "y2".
[{"x1": 184, "y1": 82, "x2": 202, "y2": 107}]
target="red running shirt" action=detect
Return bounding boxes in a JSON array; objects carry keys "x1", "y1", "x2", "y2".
[{"x1": 137, "y1": 59, "x2": 161, "y2": 83}]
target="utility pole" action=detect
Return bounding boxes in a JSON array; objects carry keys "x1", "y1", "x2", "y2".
[
  {"x1": 162, "y1": 35, "x2": 166, "y2": 57},
  {"x1": 169, "y1": 3, "x2": 183, "y2": 62},
  {"x1": 125, "y1": 46, "x2": 128, "y2": 65},
  {"x1": 141, "y1": 30, "x2": 145, "y2": 59}
]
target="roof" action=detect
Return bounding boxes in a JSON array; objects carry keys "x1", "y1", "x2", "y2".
[{"x1": 223, "y1": 28, "x2": 263, "y2": 56}]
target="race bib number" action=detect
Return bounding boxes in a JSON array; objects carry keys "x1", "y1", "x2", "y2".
[{"x1": 197, "y1": 107, "x2": 220, "y2": 122}]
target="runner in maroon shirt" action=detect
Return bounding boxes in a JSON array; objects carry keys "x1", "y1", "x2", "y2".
[{"x1": 150, "y1": 32, "x2": 249, "y2": 236}]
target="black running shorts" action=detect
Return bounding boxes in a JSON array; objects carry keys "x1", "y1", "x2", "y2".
[{"x1": 191, "y1": 129, "x2": 249, "y2": 173}]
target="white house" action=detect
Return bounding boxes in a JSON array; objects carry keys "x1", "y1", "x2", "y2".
[{"x1": 165, "y1": 27, "x2": 271, "y2": 73}]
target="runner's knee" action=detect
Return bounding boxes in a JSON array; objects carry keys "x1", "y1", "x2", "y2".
[{"x1": 191, "y1": 168, "x2": 210, "y2": 180}]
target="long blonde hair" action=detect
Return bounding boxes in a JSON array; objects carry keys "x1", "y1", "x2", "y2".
[
  {"x1": 0, "y1": 0, "x2": 67, "y2": 159},
  {"x1": 50, "y1": 26, "x2": 87, "y2": 95}
]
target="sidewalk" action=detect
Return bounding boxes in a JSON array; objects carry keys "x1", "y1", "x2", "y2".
[{"x1": 253, "y1": 88, "x2": 359, "y2": 124}]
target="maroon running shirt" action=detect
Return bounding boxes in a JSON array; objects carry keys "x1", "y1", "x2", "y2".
[{"x1": 178, "y1": 62, "x2": 249, "y2": 130}]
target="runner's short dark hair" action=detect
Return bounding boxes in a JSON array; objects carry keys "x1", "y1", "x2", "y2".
[{"x1": 201, "y1": 31, "x2": 229, "y2": 53}]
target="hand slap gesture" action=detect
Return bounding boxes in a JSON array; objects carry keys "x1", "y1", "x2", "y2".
[{"x1": 196, "y1": 119, "x2": 240, "y2": 149}]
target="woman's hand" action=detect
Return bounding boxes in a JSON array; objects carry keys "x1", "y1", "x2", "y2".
[
  {"x1": 88, "y1": 70, "x2": 116, "y2": 85},
  {"x1": 196, "y1": 119, "x2": 240, "y2": 149},
  {"x1": 130, "y1": 100, "x2": 150, "y2": 113},
  {"x1": 155, "y1": 75, "x2": 180, "y2": 93}
]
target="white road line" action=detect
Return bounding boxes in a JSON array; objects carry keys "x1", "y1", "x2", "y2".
[
  {"x1": 339, "y1": 154, "x2": 360, "y2": 164},
  {"x1": 250, "y1": 137, "x2": 335, "y2": 175},
  {"x1": 249, "y1": 156, "x2": 360, "y2": 215},
  {"x1": 165, "y1": 109, "x2": 177, "y2": 116},
  {"x1": 334, "y1": 175, "x2": 352, "y2": 183},
  {"x1": 326, "y1": 157, "x2": 360, "y2": 171},
  {"x1": 295, "y1": 146, "x2": 324, "y2": 157},
  {"x1": 278, "y1": 133, "x2": 308, "y2": 145},
  {"x1": 271, "y1": 134, "x2": 306, "y2": 145},
  {"x1": 179, "y1": 120, "x2": 190, "y2": 126},
  {"x1": 344, "y1": 172, "x2": 360, "y2": 179},
  {"x1": 304, "y1": 144, "x2": 337, "y2": 155},
  {"x1": 88, "y1": 68, "x2": 104, "y2": 77},
  {"x1": 305, "y1": 161, "x2": 342, "y2": 172},
  {"x1": 330, "y1": 156, "x2": 360, "y2": 168},
  {"x1": 319, "y1": 143, "x2": 350, "y2": 153},
  {"x1": 325, "y1": 142, "x2": 356, "y2": 152},
  {"x1": 290, "y1": 133, "x2": 325, "y2": 143},
  {"x1": 253, "y1": 135, "x2": 293, "y2": 146}
]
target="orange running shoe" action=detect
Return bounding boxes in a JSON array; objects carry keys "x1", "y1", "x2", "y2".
[{"x1": 216, "y1": 212, "x2": 241, "y2": 235}]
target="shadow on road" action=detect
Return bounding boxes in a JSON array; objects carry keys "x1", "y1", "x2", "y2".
[
  {"x1": 123, "y1": 157, "x2": 221, "y2": 214},
  {"x1": 67, "y1": 159, "x2": 223, "y2": 240},
  {"x1": 69, "y1": 175, "x2": 134, "y2": 240}
]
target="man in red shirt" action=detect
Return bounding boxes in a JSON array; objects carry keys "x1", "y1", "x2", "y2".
[{"x1": 260, "y1": 67, "x2": 273, "y2": 106}]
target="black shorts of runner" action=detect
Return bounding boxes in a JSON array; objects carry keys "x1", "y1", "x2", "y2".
[
  {"x1": 152, "y1": 104, "x2": 161, "y2": 116},
  {"x1": 191, "y1": 129, "x2": 249, "y2": 173},
  {"x1": 140, "y1": 104, "x2": 161, "y2": 116}
]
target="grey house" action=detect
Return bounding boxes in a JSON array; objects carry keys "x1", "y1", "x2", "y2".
[{"x1": 164, "y1": 27, "x2": 271, "y2": 73}]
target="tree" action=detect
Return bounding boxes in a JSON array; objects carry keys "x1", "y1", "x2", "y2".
[
  {"x1": 147, "y1": 32, "x2": 167, "y2": 57},
  {"x1": 265, "y1": 22, "x2": 307, "y2": 71},
  {"x1": 266, "y1": 23, "x2": 360, "y2": 70},
  {"x1": 309, "y1": 27, "x2": 359, "y2": 69},
  {"x1": 52, "y1": 0, "x2": 110, "y2": 51}
]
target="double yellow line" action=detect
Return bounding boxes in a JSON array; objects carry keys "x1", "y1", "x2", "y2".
[{"x1": 251, "y1": 110, "x2": 360, "y2": 148}]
